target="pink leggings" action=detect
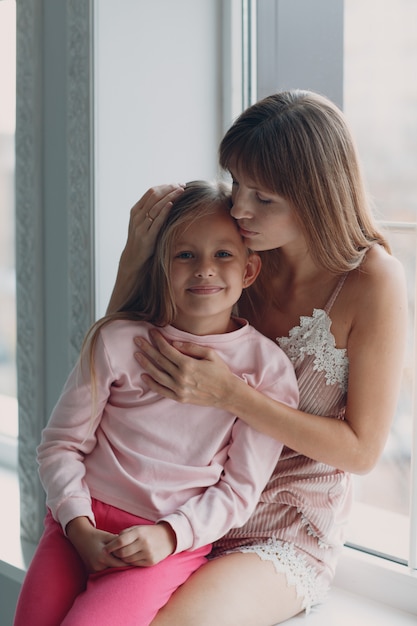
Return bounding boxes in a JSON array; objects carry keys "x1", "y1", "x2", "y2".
[{"x1": 14, "y1": 500, "x2": 211, "y2": 626}]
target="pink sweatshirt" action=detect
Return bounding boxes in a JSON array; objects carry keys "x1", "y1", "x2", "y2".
[{"x1": 37, "y1": 319, "x2": 299, "y2": 553}]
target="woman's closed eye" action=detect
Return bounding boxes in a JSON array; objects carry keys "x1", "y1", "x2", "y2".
[
  {"x1": 230, "y1": 172, "x2": 272, "y2": 205},
  {"x1": 256, "y1": 193, "x2": 272, "y2": 205}
]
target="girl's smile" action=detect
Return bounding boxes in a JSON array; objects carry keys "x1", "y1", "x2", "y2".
[{"x1": 186, "y1": 285, "x2": 225, "y2": 295}]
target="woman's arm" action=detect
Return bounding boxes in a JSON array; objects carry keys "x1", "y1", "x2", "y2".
[
  {"x1": 107, "y1": 184, "x2": 184, "y2": 313},
  {"x1": 134, "y1": 253, "x2": 407, "y2": 475}
]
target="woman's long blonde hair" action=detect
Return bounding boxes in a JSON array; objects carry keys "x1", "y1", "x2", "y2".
[{"x1": 219, "y1": 89, "x2": 390, "y2": 295}]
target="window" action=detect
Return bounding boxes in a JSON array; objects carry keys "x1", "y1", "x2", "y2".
[
  {"x1": 343, "y1": 0, "x2": 417, "y2": 567},
  {"x1": 0, "y1": 0, "x2": 17, "y2": 469},
  {"x1": 256, "y1": 0, "x2": 417, "y2": 591}
]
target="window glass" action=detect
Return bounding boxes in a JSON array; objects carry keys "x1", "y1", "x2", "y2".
[
  {"x1": 344, "y1": 0, "x2": 417, "y2": 563},
  {"x1": 0, "y1": 0, "x2": 17, "y2": 450}
]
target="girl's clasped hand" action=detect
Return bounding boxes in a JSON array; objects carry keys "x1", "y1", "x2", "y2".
[{"x1": 66, "y1": 516, "x2": 176, "y2": 572}]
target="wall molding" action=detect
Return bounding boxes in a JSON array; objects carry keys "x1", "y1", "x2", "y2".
[
  {"x1": 15, "y1": 0, "x2": 45, "y2": 545},
  {"x1": 67, "y1": 0, "x2": 95, "y2": 365},
  {"x1": 15, "y1": 0, "x2": 94, "y2": 545}
]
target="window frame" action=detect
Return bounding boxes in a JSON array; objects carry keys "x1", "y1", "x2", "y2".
[
  {"x1": 14, "y1": 0, "x2": 95, "y2": 543},
  {"x1": 0, "y1": 0, "x2": 17, "y2": 471}
]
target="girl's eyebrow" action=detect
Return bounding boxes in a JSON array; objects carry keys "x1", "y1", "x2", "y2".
[{"x1": 174, "y1": 237, "x2": 244, "y2": 249}]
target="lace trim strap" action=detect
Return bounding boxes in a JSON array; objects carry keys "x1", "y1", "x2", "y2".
[{"x1": 324, "y1": 273, "x2": 348, "y2": 314}]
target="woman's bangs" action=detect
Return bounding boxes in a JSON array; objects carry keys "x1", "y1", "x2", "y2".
[{"x1": 221, "y1": 131, "x2": 283, "y2": 195}]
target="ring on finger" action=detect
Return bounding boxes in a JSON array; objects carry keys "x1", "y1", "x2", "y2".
[{"x1": 146, "y1": 211, "x2": 154, "y2": 223}]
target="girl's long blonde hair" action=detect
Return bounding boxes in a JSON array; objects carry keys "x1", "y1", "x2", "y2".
[
  {"x1": 81, "y1": 180, "x2": 232, "y2": 388},
  {"x1": 219, "y1": 89, "x2": 390, "y2": 297}
]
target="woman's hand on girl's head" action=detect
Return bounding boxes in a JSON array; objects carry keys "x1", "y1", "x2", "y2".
[
  {"x1": 134, "y1": 330, "x2": 236, "y2": 408},
  {"x1": 125, "y1": 184, "x2": 185, "y2": 263},
  {"x1": 107, "y1": 183, "x2": 185, "y2": 314}
]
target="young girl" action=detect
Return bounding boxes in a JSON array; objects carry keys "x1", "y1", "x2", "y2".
[
  {"x1": 107, "y1": 91, "x2": 408, "y2": 625},
  {"x1": 13, "y1": 181, "x2": 299, "y2": 626}
]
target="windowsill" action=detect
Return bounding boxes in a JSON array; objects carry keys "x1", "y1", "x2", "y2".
[
  {"x1": 334, "y1": 544, "x2": 417, "y2": 616},
  {"x1": 0, "y1": 466, "x2": 36, "y2": 583},
  {"x1": 288, "y1": 586, "x2": 417, "y2": 625},
  {"x1": 1, "y1": 465, "x2": 416, "y2": 623}
]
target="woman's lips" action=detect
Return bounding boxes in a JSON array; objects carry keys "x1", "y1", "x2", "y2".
[{"x1": 238, "y1": 225, "x2": 258, "y2": 237}]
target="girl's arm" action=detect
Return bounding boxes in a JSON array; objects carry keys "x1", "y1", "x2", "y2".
[
  {"x1": 37, "y1": 334, "x2": 114, "y2": 531},
  {"x1": 107, "y1": 184, "x2": 184, "y2": 313},
  {"x1": 158, "y1": 419, "x2": 285, "y2": 553},
  {"x1": 107, "y1": 345, "x2": 298, "y2": 557},
  {"x1": 104, "y1": 342, "x2": 298, "y2": 559},
  {"x1": 156, "y1": 349, "x2": 298, "y2": 553},
  {"x1": 134, "y1": 253, "x2": 407, "y2": 475}
]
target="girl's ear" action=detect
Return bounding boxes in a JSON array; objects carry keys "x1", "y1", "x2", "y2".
[{"x1": 242, "y1": 253, "x2": 262, "y2": 288}]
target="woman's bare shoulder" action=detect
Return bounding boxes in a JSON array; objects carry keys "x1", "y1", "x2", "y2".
[
  {"x1": 347, "y1": 244, "x2": 404, "y2": 292},
  {"x1": 347, "y1": 244, "x2": 407, "y2": 320},
  {"x1": 361, "y1": 243, "x2": 404, "y2": 275},
  {"x1": 334, "y1": 245, "x2": 406, "y2": 332}
]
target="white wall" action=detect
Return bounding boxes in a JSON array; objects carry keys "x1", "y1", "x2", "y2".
[{"x1": 94, "y1": 0, "x2": 224, "y2": 314}]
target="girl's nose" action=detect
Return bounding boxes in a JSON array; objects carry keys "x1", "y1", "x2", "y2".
[{"x1": 195, "y1": 260, "x2": 215, "y2": 277}]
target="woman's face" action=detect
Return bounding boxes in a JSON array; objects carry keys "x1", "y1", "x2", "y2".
[{"x1": 229, "y1": 167, "x2": 306, "y2": 253}]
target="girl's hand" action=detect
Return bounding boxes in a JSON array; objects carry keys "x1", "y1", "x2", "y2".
[
  {"x1": 107, "y1": 184, "x2": 185, "y2": 313},
  {"x1": 106, "y1": 523, "x2": 177, "y2": 567},
  {"x1": 66, "y1": 516, "x2": 127, "y2": 573},
  {"x1": 134, "y1": 330, "x2": 236, "y2": 408}
]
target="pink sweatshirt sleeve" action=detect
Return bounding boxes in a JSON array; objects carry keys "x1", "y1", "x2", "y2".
[
  {"x1": 37, "y1": 335, "x2": 114, "y2": 532},
  {"x1": 159, "y1": 420, "x2": 284, "y2": 553},
  {"x1": 159, "y1": 351, "x2": 299, "y2": 553}
]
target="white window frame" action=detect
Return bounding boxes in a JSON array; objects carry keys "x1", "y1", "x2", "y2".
[{"x1": 0, "y1": 1, "x2": 18, "y2": 472}]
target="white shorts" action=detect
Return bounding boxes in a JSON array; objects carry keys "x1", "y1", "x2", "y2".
[{"x1": 211, "y1": 538, "x2": 330, "y2": 613}]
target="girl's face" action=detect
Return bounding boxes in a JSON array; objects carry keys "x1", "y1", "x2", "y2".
[
  {"x1": 170, "y1": 208, "x2": 260, "y2": 335},
  {"x1": 229, "y1": 167, "x2": 306, "y2": 253}
]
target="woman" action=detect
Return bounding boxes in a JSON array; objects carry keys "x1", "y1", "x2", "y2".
[{"x1": 108, "y1": 90, "x2": 407, "y2": 625}]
